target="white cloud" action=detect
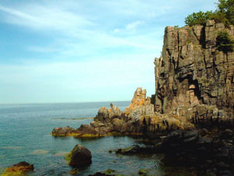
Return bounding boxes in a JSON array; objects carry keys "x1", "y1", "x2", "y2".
[
  {"x1": 0, "y1": 0, "x2": 218, "y2": 103},
  {"x1": 0, "y1": 56, "x2": 155, "y2": 103},
  {"x1": 0, "y1": 3, "x2": 161, "y2": 56},
  {"x1": 113, "y1": 28, "x2": 120, "y2": 33},
  {"x1": 126, "y1": 20, "x2": 144, "y2": 30},
  {"x1": 0, "y1": 4, "x2": 94, "y2": 32}
]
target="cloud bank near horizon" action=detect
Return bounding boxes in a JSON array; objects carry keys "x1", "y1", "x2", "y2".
[{"x1": 0, "y1": 0, "x2": 217, "y2": 104}]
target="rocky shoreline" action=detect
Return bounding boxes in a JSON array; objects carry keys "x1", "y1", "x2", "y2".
[
  {"x1": 50, "y1": 20, "x2": 234, "y2": 176},
  {"x1": 51, "y1": 87, "x2": 234, "y2": 175},
  {"x1": 52, "y1": 87, "x2": 195, "y2": 138}
]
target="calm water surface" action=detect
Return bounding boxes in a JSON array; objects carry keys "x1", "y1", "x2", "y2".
[{"x1": 0, "y1": 102, "x2": 164, "y2": 176}]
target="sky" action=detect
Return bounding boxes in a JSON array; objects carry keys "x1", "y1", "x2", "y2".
[{"x1": 0, "y1": 0, "x2": 217, "y2": 104}]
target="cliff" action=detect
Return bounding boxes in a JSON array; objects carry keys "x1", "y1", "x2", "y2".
[
  {"x1": 51, "y1": 20, "x2": 234, "y2": 176},
  {"x1": 154, "y1": 20, "x2": 234, "y2": 122},
  {"x1": 52, "y1": 20, "x2": 234, "y2": 138}
]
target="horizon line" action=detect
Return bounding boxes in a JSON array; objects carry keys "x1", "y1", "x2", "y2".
[{"x1": 0, "y1": 100, "x2": 131, "y2": 105}]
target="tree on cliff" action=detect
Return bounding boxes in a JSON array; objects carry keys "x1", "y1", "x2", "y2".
[
  {"x1": 185, "y1": 11, "x2": 213, "y2": 26},
  {"x1": 218, "y1": 0, "x2": 234, "y2": 25},
  {"x1": 185, "y1": 0, "x2": 234, "y2": 26},
  {"x1": 216, "y1": 31, "x2": 234, "y2": 53}
]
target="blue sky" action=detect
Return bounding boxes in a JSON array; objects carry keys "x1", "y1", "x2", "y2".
[{"x1": 0, "y1": 0, "x2": 217, "y2": 104}]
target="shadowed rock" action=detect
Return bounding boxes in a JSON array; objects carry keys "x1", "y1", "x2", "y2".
[{"x1": 65, "y1": 144, "x2": 92, "y2": 167}]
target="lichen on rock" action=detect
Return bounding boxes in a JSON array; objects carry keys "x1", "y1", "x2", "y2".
[{"x1": 1, "y1": 162, "x2": 34, "y2": 176}]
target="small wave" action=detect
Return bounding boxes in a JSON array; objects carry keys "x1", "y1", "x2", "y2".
[
  {"x1": 1, "y1": 146, "x2": 22, "y2": 150},
  {"x1": 53, "y1": 151, "x2": 68, "y2": 156},
  {"x1": 53, "y1": 117, "x2": 94, "y2": 121},
  {"x1": 31, "y1": 149, "x2": 49, "y2": 155}
]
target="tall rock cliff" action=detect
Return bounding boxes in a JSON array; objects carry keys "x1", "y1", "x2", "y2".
[
  {"x1": 154, "y1": 20, "x2": 234, "y2": 121},
  {"x1": 53, "y1": 20, "x2": 234, "y2": 138}
]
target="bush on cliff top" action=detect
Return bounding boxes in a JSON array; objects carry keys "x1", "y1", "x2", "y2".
[
  {"x1": 185, "y1": 11, "x2": 213, "y2": 26},
  {"x1": 185, "y1": 0, "x2": 234, "y2": 26},
  {"x1": 216, "y1": 31, "x2": 234, "y2": 53}
]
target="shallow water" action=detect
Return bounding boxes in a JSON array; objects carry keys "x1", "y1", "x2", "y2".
[{"x1": 0, "y1": 102, "x2": 164, "y2": 175}]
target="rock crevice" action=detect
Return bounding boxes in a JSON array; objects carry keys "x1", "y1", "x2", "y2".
[
  {"x1": 154, "y1": 20, "x2": 234, "y2": 121},
  {"x1": 52, "y1": 20, "x2": 233, "y2": 138}
]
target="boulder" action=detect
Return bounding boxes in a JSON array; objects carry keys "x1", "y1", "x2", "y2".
[
  {"x1": 52, "y1": 126, "x2": 75, "y2": 137},
  {"x1": 1, "y1": 161, "x2": 34, "y2": 176},
  {"x1": 66, "y1": 144, "x2": 92, "y2": 167}
]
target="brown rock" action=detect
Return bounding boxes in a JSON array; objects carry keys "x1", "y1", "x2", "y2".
[
  {"x1": 95, "y1": 103, "x2": 123, "y2": 122},
  {"x1": 52, "y1": 126, "x2": 75, "y2": 136},
  {"x1": 1, "y1": 161, "x2": 34, "y2": 176},
  {"x1": 124, "y1": 87, "x2": 152, "y2": 114},
  {"x1": 112, "y1": 118, "x2": 125, "y2": 132},
  {"x1": 154, "y1": 20, "x2": 234, "y2": 120},
  {"x1": 74, "y1": 124, "x2": 100, "y2": 137},
  {"x1": 66, "y1": 144, "x2": 92, "y2": 167}
]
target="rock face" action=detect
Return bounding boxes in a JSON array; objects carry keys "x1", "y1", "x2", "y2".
[
  {"x1": 154, "y1": 20, "x2": 234, "y2": 122},
  {"x1": 66, "y1": 144, "x2": 92, "y2": 167},
  {"x1": 52, "y1": 126, "x2": 75, "y2": 136},
  {"x1": 52, "y1": 87, "x2": 193, "y2": 138},
  {"x1": 52, "y1": 20, "x2": 233, "y2": 139},
  {"x1": 1, "y1": 161, "x2": 34, "y2": 176},
  {"x1": 160, "y1": 128, "x2": 234, "y2": 175},
  {"x1": 51, "y1": 20, "x2": 234, "y2": 176}
]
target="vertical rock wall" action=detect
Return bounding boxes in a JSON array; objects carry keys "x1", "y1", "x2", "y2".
[{"x1": 155, "y1": 20, "x2": 234, "y2": 119}]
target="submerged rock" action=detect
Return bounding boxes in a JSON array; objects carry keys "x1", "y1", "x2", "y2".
[
  {"x1": 115, "y1": 144, "x2": 160, "y2": 155},
  {"x1": 65, "y1": 144, "x2": 92, "y2": 167},
  {"x1": 31, "y1": 149, "x2": 48, "y2": 155},
  {"x1": 1, "y1": 161, "x2": 34, "y2": 176},
  {"x1": 138, "y1": 168, "x2": 151, "y2": 176},
  {"x1": 116, "y1": 145, "x2": 141, "y2": 154},
  {"x1": 89, "y1": 169, "x2": 126, "y2": 176}
]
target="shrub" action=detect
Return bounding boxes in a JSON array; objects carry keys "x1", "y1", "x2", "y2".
[
  {"x1": 185, "y1": 11, "x2": 213, "y2": 26},
  {"x1": 218, "y1": 0, "x2": 234, "y2": 25},
  {"x1": 185, "y1": 0, "x2": 234, "y2": 26},
  {"x1": 216, "y1": 31, "x2": 234, "y2": 53}
]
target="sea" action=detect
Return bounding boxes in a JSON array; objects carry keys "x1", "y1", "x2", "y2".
[{"x1": 0, "y1": 102, "x2": 164, "y2": 176}]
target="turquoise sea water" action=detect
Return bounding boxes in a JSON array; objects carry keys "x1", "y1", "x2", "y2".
[{"x1": 0, "y1": 102, "x2": 164, "y2": 176}]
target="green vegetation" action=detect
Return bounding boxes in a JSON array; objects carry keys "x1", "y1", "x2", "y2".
[
  {"x1": 185, "y1": 11, "x2": 213, "y2": 26},
  {"x1": 174, "y1": 25, "x2": 179, "y2": 29},
  {"x1": 185, "y1": 0, "x2": 234, "y2": 26},
  {"x1": 216, "y1": 31, "x2": 234, "y2": 53}
]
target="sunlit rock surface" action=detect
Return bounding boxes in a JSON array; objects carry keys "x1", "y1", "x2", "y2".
[{"x1": 1, "y1": 162, "x2": 34, "y2": 176}]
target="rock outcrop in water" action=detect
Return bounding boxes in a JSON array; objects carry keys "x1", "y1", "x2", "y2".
[
  {"x1": 1, "y1": 162, "x2": 34, "y2": 176},
  {"x1": 65, "y1": 144, "x2": 92, "y2": 167},
  {"x1": 52, "y1": 20, "x2": 234, "y2": 176},
  {"x1": 52, "y1": 126, "x2": 75, "y2": 137},
  {"x1": 52, "y1": 20, "x2": 233, "y2": 138},
  {"x1": 52, "y1": 87, "x2": 194, "y2": 137}
]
